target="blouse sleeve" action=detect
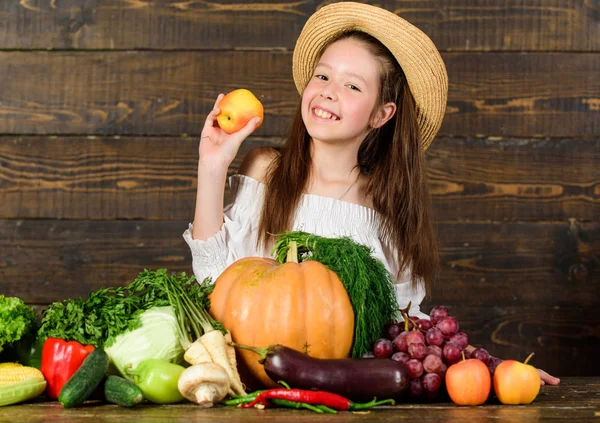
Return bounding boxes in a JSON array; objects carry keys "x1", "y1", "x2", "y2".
[{"x1": 182, "y1": 175, "x2": 265, "y2": 283}]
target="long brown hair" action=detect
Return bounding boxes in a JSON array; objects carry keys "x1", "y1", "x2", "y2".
[{"x1": 258, "y1": 31, "x2": 439, "y2": 293}]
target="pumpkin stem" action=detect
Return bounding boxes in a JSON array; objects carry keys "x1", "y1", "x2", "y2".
[{"x1": 286, "y1": 241, "x2": 299, "y2": 263}]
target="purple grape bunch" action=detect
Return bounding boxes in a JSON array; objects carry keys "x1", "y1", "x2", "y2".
[{"x1": 367, "y1": 305, "x2": 501, "y2": 400}]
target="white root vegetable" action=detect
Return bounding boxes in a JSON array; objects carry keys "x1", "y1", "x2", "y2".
[
  {"x1": 178, "y1": 363, "x2": 230, "y2": 407},
  {"x1": 223, "y1": 331, "x2": 244, "y2": 391},
  {"x1": 200, "y1": 330, "x2": 246, "y2": 396},
  {"x1": 184, "y1": 339, "x2": 212, "y2": 365},
  {"x1": 160, "y1": 275, "x2": 246, "y2": 397}
]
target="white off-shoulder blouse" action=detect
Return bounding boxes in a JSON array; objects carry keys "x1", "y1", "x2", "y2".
[{"x1": 183, "y1": 174, "x2": 428, "y2": 319}]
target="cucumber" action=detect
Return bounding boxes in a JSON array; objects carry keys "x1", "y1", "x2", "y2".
[
  {"x1": 104, "y1": 375, "x2": 144, "y2": 407},
  {"x1": 58, "y1": 348, "x2": 109, "y2": 408}
]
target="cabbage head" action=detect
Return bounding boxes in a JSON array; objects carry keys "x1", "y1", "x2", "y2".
[{"x1": 105, "y1": 306, "x2": 184, "y2": 379}]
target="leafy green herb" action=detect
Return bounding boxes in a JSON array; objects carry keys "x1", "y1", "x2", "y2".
[
  {"x1": 272, "y1": 231, "x2": 398, "y2": 358},
  {"x1": 37, "y1": 269, "x2": 214, "y2": 348},
  {"x1": 0, "y1": 296, "x2": 37, "y2": 353}
]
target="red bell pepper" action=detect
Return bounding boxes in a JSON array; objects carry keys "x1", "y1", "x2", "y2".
[{"x1": 40, "y1": 338, "x2": 95, "y2": 399}]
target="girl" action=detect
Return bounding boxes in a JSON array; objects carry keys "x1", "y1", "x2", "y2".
[{"x1": 184, "y1": 2, "x2": 559, "y2": 386}]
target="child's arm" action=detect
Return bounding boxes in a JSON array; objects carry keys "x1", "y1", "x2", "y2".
[{"x1": 192, "y1": 94, "x2": 262, "y2": 240}]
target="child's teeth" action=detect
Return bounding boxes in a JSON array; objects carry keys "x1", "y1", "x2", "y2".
[{"x1": 315, "y1": 108, "x2": 333, "y2": 119}]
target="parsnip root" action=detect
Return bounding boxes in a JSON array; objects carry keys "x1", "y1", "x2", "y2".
[
  {"x1": 223, "y1": 331, "x2": 245, "y2": 392},
  {"x1": 184, "y1": 339, "x2": 212, "y2": 365},
  {"x1": 200, "y1": 330, "x2": 246, "y2": 396}
]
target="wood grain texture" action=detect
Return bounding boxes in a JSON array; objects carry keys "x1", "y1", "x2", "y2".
[
  {"x1": 427, "y1": 137, "x2": 600, "y2": 222},
  {"x1": 0, "y1": 135, "x2": 284, "y2": 219},
  {"x1": 434, "y1": 220, "x2": 599, "y2": 308},
  {"x1": 0, "y1": 50, "x2": 295, "y2": 136},
  {"x1": 0, "y1": 52, "x2": 598, "y2": 137},
  {"x1": 1, "y1": 378, "x2": 599, "y2": 421},
  {"x1": 0, "y1": 1, "x2": 598, "y2": 52},
  {"x1": 1, "y1": 136, "x2": 597, "y2": 221},
  {"x1": 1, "y1": 220, "x2": 596, "y2": 306},
  {"x1": 443, "y1": 52, "x2": 600, "y2": 138}
]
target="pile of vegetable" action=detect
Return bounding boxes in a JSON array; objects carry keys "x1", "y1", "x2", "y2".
[
  {"x1": 0, "y1": 230, "x2": 410, "y2": 410},
  {"x1": 0, "y1": 267, "x2": 252, "y2": 408},
  {"x1": 209, "y1": 232, "x2": 399, "y2": 389}
]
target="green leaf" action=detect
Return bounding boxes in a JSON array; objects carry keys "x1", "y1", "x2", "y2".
[
  {"x1": 37, "y1": 269, "x2": 214, "y2": 348},
  {"x1": 0, "y1": 296, "x2": 37, "y2": 353}
]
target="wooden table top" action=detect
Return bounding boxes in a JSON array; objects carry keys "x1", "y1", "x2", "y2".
[{"x1": 1, "y1": 377, "x2": 598, "y2": 423}]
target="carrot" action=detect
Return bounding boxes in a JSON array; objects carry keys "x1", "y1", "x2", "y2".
[{"x1": 200, "y1": 330, "x2": 246, "y2": 396}]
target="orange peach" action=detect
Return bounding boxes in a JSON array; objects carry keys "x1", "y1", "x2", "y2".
[{"x1": 216, "y1": 89, "x2": 264, "y2": 134}]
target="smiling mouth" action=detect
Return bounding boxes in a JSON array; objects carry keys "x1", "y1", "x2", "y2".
[{"x1": 312, "y1": 107, "x2": 340, "y2": 120}]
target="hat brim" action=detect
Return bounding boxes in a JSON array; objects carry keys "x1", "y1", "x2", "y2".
[{"x1": 292, "y1": 2, "x2": 448, "y2": 150}]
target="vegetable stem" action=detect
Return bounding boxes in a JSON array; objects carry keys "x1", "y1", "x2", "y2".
[
  {"x1": 229, "y1": 342, "x2": 268, "y2": 361},
  {"x1": 269, "y1": 399, "x2": 325, "y2": 413},
  {"x1": 350, "y1": 397, "x2": 395, "y2": 410},
  {"x1": 286, "y1": 241, "x2": 299, "y2": 263}
]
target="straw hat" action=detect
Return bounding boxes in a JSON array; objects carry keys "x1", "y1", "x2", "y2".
[{"x1": 292, "y1": 2, "x2": 448, "y2": 150}]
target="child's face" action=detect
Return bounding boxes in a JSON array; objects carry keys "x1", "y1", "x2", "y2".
[{"x1": 301, "y1": 37, "x2": 382, "y2": 147}]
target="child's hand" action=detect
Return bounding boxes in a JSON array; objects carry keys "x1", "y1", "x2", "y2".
[
  {"x1": 538, "y1": 368, "x2": 560, "y2": 385},
  {"x1": 198, "y1": 94, "x2": 262, "y2": 169}
]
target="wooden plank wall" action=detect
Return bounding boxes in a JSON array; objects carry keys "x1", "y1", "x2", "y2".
[{"x1": 0, "y1": 1, "x2": 598, "y2": 376}]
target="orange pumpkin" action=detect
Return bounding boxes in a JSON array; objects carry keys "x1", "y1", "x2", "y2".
[{"x1": 209, "y1": 243, "x2": 355, "y2": 388}]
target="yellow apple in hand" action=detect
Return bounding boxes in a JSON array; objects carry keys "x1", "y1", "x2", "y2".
[
  {"x1": 216, "y1": 89, "x2": 264, "y2": 134},
  {"x1": 493, "y1": 353, "x2": 541, "y2": 404}
]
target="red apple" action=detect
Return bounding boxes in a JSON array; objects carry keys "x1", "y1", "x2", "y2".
[
  {"x1": 493, "y1": 353, "x2": 541, "y2": 405},
  {"x1": 445, "y1": 355, "x2": 491, "y2": 406},
  {"x1": 216, "y1": 89, "x2": 264, "y2": 134}
]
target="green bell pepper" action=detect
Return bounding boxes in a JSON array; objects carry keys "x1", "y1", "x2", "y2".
[
  {"x1": 0, "y1": 333, "x2": 43, "y2": 369},
  {"x1": 125, "y1": 359, "x2": 185, "y2": 404}
]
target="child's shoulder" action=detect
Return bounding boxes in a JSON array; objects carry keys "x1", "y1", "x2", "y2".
[{"x1": 237, "y1": 147, "x2": 279, "y2": 183}]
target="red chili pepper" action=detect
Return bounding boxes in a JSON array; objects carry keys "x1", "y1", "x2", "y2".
[
  {"x1": 240, "y1": 388, "x2": 394, "y2": 410},
  {"x1": 40, "y1": 338, "x2": 95, "y2": 399}
]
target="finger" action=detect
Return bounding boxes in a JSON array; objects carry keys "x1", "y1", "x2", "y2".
[
  {"x1": 203, "y1": 94, "x2": 225, "y2": 130},
  {"x1": 213, "y1": 93, "x2": 224, "y2": 110},
  {"x1": 235, "y1": 116, "x2": 262, "y2": 140},
  {"x1": 538, "y1": 369, "x2": 560, "y2": 386}
]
